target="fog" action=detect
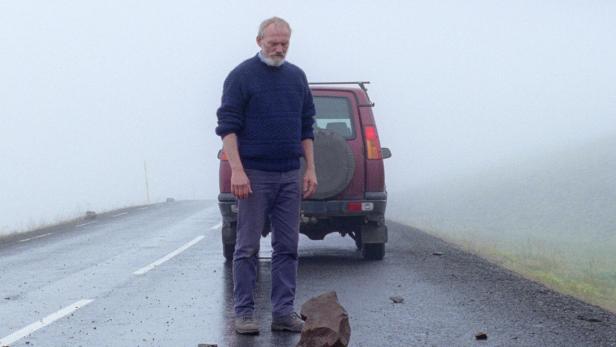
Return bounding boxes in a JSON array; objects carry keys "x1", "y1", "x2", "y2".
[{"x1": 1, "y1": 1, "x2": 615, "y2": 307}]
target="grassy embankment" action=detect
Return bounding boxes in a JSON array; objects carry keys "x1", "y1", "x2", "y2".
[{"x1": 390, "y1": 135, "x2": 616, "y2": 312}]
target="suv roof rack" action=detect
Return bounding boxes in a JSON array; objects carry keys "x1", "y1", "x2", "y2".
[{"x1": 308, "y1": 81, "x2": 375, "y2": 107}]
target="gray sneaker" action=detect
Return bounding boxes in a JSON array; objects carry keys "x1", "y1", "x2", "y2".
[
  {"x1": 271, "y1": 312, "x2": 304, "y2": 332},
  {"x1": 235, "y1": 314, "x2": 259, "y2": 335}
]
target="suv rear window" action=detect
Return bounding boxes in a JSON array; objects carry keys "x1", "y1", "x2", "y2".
[{"x1": 313, "y1": 96, "x2": 354, "y2": 139}]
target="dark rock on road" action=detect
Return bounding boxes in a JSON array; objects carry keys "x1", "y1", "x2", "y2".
[
  {"x1": 389, "y1": 296, "x2": 404, "y2": 304},
  {"x1": 298, "y1": 291, "x2": 350, "y2": 347},
  {"x1": 475, "y1": 331, "x2": 488, "y2": 340}
]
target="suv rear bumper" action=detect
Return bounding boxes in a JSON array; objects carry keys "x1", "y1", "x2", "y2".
[
  {"x1": 218, "y1": 193, "x2": 387, "y2": 219},
  {"x1": 217, "y1": 192, "x2": 388, "y2": 245},
  {"x1": 301, "y1": 200, "x2": 386, "y2": 217}
]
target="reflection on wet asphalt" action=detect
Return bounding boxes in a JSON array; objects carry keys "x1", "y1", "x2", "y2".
[{"x1": 1, "y1": 200, "x2": 615, "y2": 346}]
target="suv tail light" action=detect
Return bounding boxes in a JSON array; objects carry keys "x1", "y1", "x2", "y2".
[
  {"x1": 364, "y1": 126, "x2": 382, "y2": 160},
  {"x1": 346, "y1": 201, "x2": 374, "y2": 212}
]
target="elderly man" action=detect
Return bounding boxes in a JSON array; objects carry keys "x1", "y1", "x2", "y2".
[{"x1": 215, "y1": 17, "x2": 317, "y2": 335}]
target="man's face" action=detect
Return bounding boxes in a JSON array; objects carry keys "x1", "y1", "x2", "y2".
[{"x1": 257, "y1": 23, "x2": 290, "y2": 66}]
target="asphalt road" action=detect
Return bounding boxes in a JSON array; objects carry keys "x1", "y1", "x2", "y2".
[{"x1": 1, "y1": 200, "x2": 615, "y2": 346}]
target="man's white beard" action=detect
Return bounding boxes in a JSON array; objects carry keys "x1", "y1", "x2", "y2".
[{"x1": 263, "y1": 55, "x2": 285, "y2": 67}]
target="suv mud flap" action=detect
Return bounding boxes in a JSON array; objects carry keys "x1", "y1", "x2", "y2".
[{"x1": 360, "y1": 223, "x2": 388, "y2": 243}]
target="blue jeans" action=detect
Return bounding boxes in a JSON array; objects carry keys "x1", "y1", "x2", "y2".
[{"x1": 233, "y1": 168, "x2": 301, "y2": 318}]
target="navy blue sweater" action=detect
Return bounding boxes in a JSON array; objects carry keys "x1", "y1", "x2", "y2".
[{"x1": 216, "y1": 54, "x2": 316, "y2": 172}]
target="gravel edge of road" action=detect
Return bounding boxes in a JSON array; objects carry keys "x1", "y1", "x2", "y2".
[{"x1": 392, "y1": 221, "x2": 616, "y2": 345}]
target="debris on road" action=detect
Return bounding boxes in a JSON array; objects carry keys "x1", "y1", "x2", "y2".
[
  {"x1": 432, "y1": 251, "x2": 443, "y2": 256},
  {"x1": 298, "y1": 291, "x2": 351, "y2": 347},
  {"x1": 198, "y1": 344, "x2": 218, "y2": 347},
  {"x1": 166, "y1": 197, "x2": 176, "y2": 203},
  {"x1": 389, "y1": 296, "x2": 404, "y2": 304},
  {"x1": 85, "y1": 211, "x2": 97, "y2": 220},
  {"x1": 577, "y1": 315, "x2": 602, "y2": 323},
  {"x1": 475, "y1": 332, "x2": 488, "y2": 340}
]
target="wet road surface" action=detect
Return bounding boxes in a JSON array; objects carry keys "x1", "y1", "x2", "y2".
[{"x1": 1, "y1": 200, "x2": 615, "y2": 346}]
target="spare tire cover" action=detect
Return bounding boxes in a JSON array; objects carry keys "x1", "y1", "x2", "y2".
[{"x1": 302, "y1": 129, "x2": 355, "y2": 200}]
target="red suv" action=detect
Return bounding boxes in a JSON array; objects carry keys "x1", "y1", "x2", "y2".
[{"x1": 218, "y1": 82, "x2": 391, "y2": 260}]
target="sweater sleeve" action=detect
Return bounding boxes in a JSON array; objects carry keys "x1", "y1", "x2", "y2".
[
  {"x1": 300, "y1": 71, "x2": 316, "y2": 141},
  {"x1": 215, "y1": 69, "x2": 247, "y2": 138}
]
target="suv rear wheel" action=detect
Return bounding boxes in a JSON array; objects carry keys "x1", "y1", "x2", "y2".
[
  {"x1": 223, "y1": 242, "x2": 235, "y2": 261},
  {"x1": 222, "y1": 221, "x2": 236, "y2": 262},
  {"x1": 361, "y1": 243, "x2": 385, "y2": 260}
]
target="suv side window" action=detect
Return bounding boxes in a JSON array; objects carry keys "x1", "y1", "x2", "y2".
[{"x1": 313, "y1": 96, "x2": 355, "y2": 139}]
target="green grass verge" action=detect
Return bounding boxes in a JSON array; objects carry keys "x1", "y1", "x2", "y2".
[{"x1": 426, "y1": 229, "x2": 616, "y2": 313}]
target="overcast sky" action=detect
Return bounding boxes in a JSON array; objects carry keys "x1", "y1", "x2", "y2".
[{"x1": 1, "y1": 1, "x2": 615, "y2": 233}]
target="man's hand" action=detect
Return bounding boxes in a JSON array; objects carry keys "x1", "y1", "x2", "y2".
[
  {"x1": 303, "y1": 168, "x2": 318, "y2": 199},
  {"x1": 231, "y1": 169, "x2": 252, "y2": 200},
  {"x1": 301, "y1": 138, "x2": 317, "y2": 199},
  {"x1": 222, "y1": 133, "x2": 252, "y2": 199}
]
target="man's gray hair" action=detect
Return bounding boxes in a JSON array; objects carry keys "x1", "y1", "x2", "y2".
[{"x1": 257, "y1": 17, "x2": 292, "y2": 39}]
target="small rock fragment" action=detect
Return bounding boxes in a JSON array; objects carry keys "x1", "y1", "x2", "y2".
[
  {"x1": 389, "y1": 296, "x2": 404, "y2": 304},
  {"x1": 577, "y1": 315, "x2": 602, "y2": 323},
  {"x1": 475, "y1": 332, "x2": 488, "y2": 340},
  {"x1": 432, "y1": 251, "x2": 443, "y2": 256},
  {"x1": 198, "y1": 344, "x2": 218, "y2": 347}
]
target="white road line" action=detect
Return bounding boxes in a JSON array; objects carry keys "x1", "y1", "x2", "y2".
[
  {"x1": 0, "y1": 299, "x2": 93, "y2": 346},
  {"x1": 133, "y1": 235, "x2": 205, "y2": 275},
  {"x1": 112, "y1": 212, "x2": 128, "y2": 217},
  {"x1": 75, "y1": 221, "x2": 96, "y2": 228},
  {"x1": 18, "y1": 233, "x2": 53, "y2": 243},
  {"x1": 210, "y1": 222, "x2": 222, "y2": 230}
]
